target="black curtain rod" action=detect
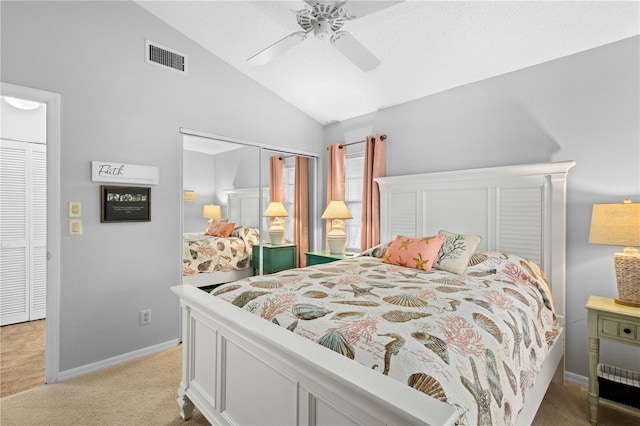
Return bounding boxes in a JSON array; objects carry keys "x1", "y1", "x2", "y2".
[{"x1": 326, "y1": 134, "x2": 387, "y2": 150}]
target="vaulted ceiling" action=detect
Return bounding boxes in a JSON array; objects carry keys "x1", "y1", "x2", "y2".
[{"x1": 136, "y1": 1, "x2": 639, "y2": 125}]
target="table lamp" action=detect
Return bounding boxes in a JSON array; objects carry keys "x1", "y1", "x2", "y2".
[
  {"x1": 264, "y1": 201, "x2": 288, "y2": 245},
  {"x1": 202, "y1": 204, "x2": 222, "y2": 224},
  {"x1": 589, "y1": 199, "x2": 640, "y2": 306},
  {"x1": 321, "y1": 200, "x2": 353, "y2": 254}
]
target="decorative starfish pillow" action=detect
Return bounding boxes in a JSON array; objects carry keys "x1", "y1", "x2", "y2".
[
  {"x1": 205, "y1": 221, "x2": 236, "y2": 237},
  {"x1": 382, "y1": 234, "x2": 444, "y2": 271}
]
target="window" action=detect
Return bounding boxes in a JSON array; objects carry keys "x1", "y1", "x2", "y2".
[{"x1": 344, "y1": 154, "x2": 364, "y2": 253}]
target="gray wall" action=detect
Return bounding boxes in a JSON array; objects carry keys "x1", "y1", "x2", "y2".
[
  {"x1": 325, "y1": 36, "x2": 640, "y2": 380},
  {"x1": 213, "y1": 146, "x2": 261, "y2": 197},
  {"x1": 1, "y1": 0, "x2": 323, "y2": 372},
  {"x1": 182, "y1": 150, "x2": 216, "y2": 233}
]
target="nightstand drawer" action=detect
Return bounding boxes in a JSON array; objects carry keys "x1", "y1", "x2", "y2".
[
  {"x1": 252, "y1": 244, "x2": 297, "y2": 274},
  {"x1": 600, "y1": 315, "x2": 640, "y2": 344}
]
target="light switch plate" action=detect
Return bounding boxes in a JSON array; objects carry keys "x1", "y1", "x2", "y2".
[
  {"x1": 69, "y1": 219, "x2": 82, "y2": 236},
  {"x1": 68, "y1": 201, "x2": 82, "y2": 217}
]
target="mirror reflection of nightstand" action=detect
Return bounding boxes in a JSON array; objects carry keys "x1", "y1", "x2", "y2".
[{"x1": 252, "y1": 243, "x2": 297, "y2": 275}]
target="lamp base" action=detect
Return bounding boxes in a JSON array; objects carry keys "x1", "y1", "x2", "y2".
[
  {"x1": 269, "y1": 227, "x2": 285, "y2": 245},
  {"x1": 327, "y1": 230, "x2": 346, "y2": 254},
  {"x1": 613, "y1": 250, "x2": 640, "y2": 307}
]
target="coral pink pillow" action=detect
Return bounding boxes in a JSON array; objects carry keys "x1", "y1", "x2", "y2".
[
  {"x1": 205, "y1": 221, "x2": 235, "y2": 237},
  {"x1": 382, "y1": 235, "x2": 444, "y2": 271}
]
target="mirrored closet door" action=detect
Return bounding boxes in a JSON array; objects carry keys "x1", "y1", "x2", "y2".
[{"x1": 181, "y1": 130, "x2": 318, "y2": 289}]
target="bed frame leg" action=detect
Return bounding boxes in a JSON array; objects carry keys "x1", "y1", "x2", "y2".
[{"x1": 177, "y1": 387, "x2": 194, "y2": 420}]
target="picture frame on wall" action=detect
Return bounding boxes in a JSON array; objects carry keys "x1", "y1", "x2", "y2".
[{"x1": 101, "y1": 185, "x2": 151, "y2": 223}]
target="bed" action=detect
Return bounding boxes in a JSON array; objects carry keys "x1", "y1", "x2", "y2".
[
  {"x1": 172, "y1": 161, "x2": 575, "y2": 425},
  {"x1": 182, "y1": 187, "x2": 267, "y2": 288},
  {"x1": 182, "y1": 226, "x2": 260, "y2": 287}
]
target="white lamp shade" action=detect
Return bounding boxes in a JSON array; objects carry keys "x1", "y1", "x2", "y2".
[
  {"x1": 203, "y1": 204, "x2": 222, "y2": 220},
  {"x1": 589, "y1": 200, "x2": 640, "y2": 248},
  {"x1": 321, "y1": 200, "x2": 353, "y2": 219},
  {"x1": 264, "y1": 201, "x2": 288, "y2": 217}
]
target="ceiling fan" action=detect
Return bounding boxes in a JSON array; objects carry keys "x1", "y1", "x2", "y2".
[{"x1": 247, "y1": 1, "x2": 401, "y2": 72}]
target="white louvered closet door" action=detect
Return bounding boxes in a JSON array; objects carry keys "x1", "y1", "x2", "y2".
[{"x1": 0, "y1": 139, "x2": 47, "y2": 326}]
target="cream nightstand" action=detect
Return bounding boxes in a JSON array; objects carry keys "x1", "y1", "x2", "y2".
[{"x1": 586, "y1": 295, "x2": 640, "y2": 425}]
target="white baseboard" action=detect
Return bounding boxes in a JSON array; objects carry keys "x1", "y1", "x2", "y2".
[
  {"x1": 565, "y1": 371, "x2": 589, "y2": 388},
  {"x1": 58, "y1": 339, "x2": 179, "y2": 382}
]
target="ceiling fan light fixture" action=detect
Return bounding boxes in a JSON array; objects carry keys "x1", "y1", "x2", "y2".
[
  {"x1": 248, "y1": 0, "x2": 385, "y2": 70},
  {"x1": 313, "y1": 19, "x2": 333, "y2": 39}
]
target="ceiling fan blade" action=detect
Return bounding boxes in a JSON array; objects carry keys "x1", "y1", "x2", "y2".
[
  {"x1": 341, "y1": 1, "x2": 404, "y2": 19},
  {"x1": 331, "y1": 31, "x2": 380, "y2": 72},
  {"x1": 247, "y1": 31, "x2": 308, "y2": 65}
]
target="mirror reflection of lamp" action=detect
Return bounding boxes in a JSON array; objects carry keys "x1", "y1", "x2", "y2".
[
  {"x1": 202, "y1": 204, "x2": 222, "y2": 224},
  {"x1": 264, "y1": 201, "x2": 288, "y2": 245},
  {"x1": 589, "y1": 198, "x2": 640, "y2": 306},
  {"x1": 321, "y1": 200, "x2": 353, "y2": 254}
]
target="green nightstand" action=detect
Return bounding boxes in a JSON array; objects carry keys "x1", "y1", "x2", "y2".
[
  {"x1": 252, "y1": 243, "x2": 297, "y2": 275},
  {"x1": 305, "y1": 251, "x2": 358, "y2": 266}
]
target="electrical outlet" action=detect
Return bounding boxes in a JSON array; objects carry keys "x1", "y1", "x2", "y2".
[{"x1": 140, "y1": 309, "x2": 151, "y2": 325}]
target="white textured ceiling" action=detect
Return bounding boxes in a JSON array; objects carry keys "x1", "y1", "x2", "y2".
[{"x1": 136, "y1": 1, "x2": 639, "y2": 125}]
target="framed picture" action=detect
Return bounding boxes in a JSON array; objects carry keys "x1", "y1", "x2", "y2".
[{"x1": 101, "y1": 185, "x2": 151, "y2": 223}]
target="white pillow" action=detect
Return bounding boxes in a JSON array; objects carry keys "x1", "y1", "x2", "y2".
[{"x1": 433, "y1": 230, "x2": 481, "y2": 274}]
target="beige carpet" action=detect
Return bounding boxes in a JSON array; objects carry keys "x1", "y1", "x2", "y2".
[
  {"x1": 1, "y1": 344, "x2": 638, "y2": 426},
  {"x1": 1, "y1": 320, "x2": 45, "y2": 398},
  {"x1": 1, "y1": 346, "x2": 208, "y2": 426}
]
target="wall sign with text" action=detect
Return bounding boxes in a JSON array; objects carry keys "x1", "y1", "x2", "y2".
[
  {"x1": 101, "y1": 186, "x2": 151, "y2": 223},
  {"x1": 92, "y1": 161, "x2": 159, "y2": 185}
]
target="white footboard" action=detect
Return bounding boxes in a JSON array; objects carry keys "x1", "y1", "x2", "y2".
[{"x1": 172, "y1": 285, "x2": 459, "y2": 426}]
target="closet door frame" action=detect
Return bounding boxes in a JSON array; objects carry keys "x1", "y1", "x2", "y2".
[
  {"x1": 1, "y1": 82, "x2": 62, "y2": 384},
  {"x1": 179, "y1": 128, "x2": 320, "y2": 276}
]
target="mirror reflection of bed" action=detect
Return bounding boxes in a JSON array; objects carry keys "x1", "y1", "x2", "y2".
[{"x1": 181, "y1": 132, "x2": 318, "y2": 290}]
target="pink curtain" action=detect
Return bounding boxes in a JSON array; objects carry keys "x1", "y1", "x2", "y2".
[
  {"x1": 269, "y1": 156, "x2": 285, "y2": 235},
  {"x1": 269, "y1": 156, "x2": 285, "y2": 203},
  {"x1": 326, "y1": 143, "x2": 345, "y2": 250},
  {"x1": 294, "y1": 156, "x2": 309, "y2": 267},
  {"x1": 360, "y1": 134, "x2": 386, "y2": 250}
]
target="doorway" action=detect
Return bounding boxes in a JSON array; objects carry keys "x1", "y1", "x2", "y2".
[{"x1": 0, "y1": 82, "x2": 62, "y2": 384}]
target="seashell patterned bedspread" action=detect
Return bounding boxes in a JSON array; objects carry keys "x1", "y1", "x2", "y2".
[
  {"x1": 212, "y1": 251, "x2": 560, "y2": 425},
  {"x1": 183, "y1": 227, "x2": 259, "y2": 275}
]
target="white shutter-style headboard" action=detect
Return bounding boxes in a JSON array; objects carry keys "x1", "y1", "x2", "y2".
[
  {"x1": 224, "y1": 187, "x2": 269, "y2": 228},
  {"x1": 375, "y1": 161, "x2": 575, "y2": 324}
]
